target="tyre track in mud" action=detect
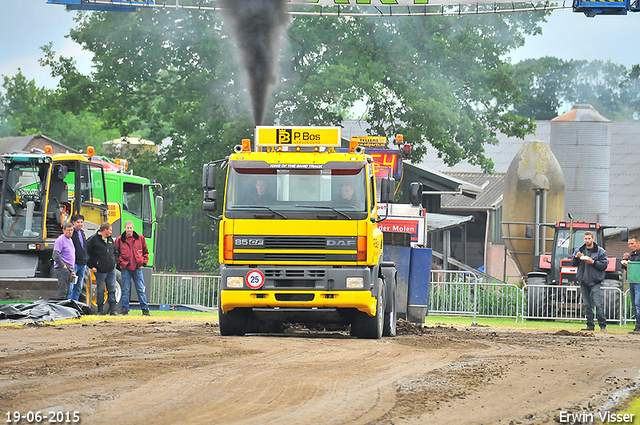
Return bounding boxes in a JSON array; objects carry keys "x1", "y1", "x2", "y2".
[{"x1": 2, "y1": 320, "x2": 640, "y2": 425}]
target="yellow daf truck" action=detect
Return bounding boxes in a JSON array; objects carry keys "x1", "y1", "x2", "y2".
[{"x1": 203, "y1": 127, "x2": 398, "y2": 338}]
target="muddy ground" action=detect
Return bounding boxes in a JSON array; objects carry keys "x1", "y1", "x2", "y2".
[{"x1": 2, "y1": 318, "x2": 640, "y2": 425}]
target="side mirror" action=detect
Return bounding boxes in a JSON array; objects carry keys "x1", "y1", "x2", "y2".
[
  {"x1": 409, "y1": 182, "x2": 423, "y2": 206},
  {"x1": 203, "y1": 189, "x2": 217, "y2": 213},
  {"x1": 56, "y1": 164, "x2": 68, "y2": 180},
  {"x1": 379, "y1": 177, "x2": 395, "y2": 203},
  {"x1": 155, "y1": 196, "x2": 164, "y2": 220},
  {"x1": 621, "y1": 228, "x2": 629, "y2": 242},
  {"x1": 203, "y1": 163, "x2": 216, "y2": 190}
]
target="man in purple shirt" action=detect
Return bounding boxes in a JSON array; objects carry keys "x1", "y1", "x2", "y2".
[{"x1": 52, "y1": 222, "x2": 76, "y2": 299}]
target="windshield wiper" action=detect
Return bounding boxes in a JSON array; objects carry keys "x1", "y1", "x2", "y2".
[
  {"x1": 295, "y1": 205, "x2": 351, "y2": 219},
  {"x1": 236, "y1": 205, "x2": 287, "y2": 219}
]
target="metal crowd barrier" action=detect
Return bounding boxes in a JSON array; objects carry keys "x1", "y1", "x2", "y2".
[
  {"x1": 151, "y1": 274, "x2": 220, "y2": 308},
  {"x1": 429, "y1": 270, "x2": 521, "y2": 324},
  {"x1": 149, "y1": 272, "x2": 634, "y2": 327},
  {"x1": 523, "y1": 284, "x2": 623, "y2": 325}
]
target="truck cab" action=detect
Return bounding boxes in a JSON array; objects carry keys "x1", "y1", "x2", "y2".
[{"x1": 203, "y1": 127, "x2": 398, "y2": 338}]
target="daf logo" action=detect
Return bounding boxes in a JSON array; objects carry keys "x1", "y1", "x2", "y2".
[{"x1": 327, "y1": 239, "x2": 356, "y2": 247}]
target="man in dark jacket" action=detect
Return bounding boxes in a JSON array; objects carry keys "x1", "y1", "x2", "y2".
[
  {"x1": 623, "y1": 235, "x2": 640, "y2": 333},
  {"x1": 86, "y1": 222, "x2": 118, "y2": 315},
  {"x1": 571, "y1": 231, "x2": 608, "y2": 332},
  {"x1": 115, "y1": 220, "x2": 151, "y2": 316},
  {"x1": 68, "y1": 214, "x2": 88, "y2": 301}
]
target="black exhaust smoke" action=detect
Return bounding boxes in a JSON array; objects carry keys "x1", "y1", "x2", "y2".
[{"x1": 221, "y1": 0, "x2": 290, "y2": 126}]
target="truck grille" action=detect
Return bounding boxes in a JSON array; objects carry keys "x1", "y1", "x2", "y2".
[
  {"x1": 234, "y1": 253, "x2": 356, "y2": 262},
  {"x1": 264, "y1": 237, "x2": 326, "y2": 249},
  {"x1": 265, "y1": 270, "x2": 326, "y2": 278}
]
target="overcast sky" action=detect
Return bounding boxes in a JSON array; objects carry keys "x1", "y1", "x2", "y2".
[{"x1": 3, "y1": 0, "x2": 640, "y2": 90}]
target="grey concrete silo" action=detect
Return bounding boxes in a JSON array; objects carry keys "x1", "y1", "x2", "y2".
[{"x1": 550, "y1": 104, "x2": 611, "y2": 224}]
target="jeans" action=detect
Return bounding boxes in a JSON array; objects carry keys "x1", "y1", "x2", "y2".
[
  {"x1": 95, "y1": 267, "x2": 117, "y2": 307},
  {"x1": 581, "y1": 282, "x2": 606, "y2": 328},
  {"x1": 630, "y1": 283, "x2": 640, "y2": 327},
  {"x1": 55, "y1": 266, "x2": 74, "y2": 299},
  {"x1": 121, "y1": 268, "x2": 149, "y2": 311},
  {"x1": 68, "y1": 264, "x2": 86, "y2": 301}
]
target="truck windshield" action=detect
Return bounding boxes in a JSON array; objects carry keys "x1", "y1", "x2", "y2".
[
  {"x1": 226, "y1": 166, "x2": 367, "y2": 212},
  {"x1": 2, "y1": 163, "x2": 46, "y2": 238}
]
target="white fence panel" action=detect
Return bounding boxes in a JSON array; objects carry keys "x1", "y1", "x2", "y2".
[{"x1": 151, "y1": 274, "x2": 219, "y2": 308}]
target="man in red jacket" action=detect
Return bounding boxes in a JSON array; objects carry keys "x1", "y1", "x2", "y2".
[{"x1": 115, "y1": 220, "x2": 151, "y2": 316}]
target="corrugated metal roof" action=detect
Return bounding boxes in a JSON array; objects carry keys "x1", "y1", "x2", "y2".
[
  {"x1": 411, "y1": 120, "x2": 640, "y2": 233},
  {"x1": 440, "y1": 172, "x2": 505, "y2": 210},
  {"x1": 412, "y1": 121, "x2": 552, "y2": 174},
  {"x1": 341, "y1": 119, "x2": 640, "y2": 231}
]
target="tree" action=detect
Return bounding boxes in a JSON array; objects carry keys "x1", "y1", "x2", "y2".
[
  {"x1": 278, "y1": 13, "x2": 546, "y2": 171},
  {"x1": 41, "y1": 8, "x2": 550, "y2": 212},
  {"x1": 513, "y1": 57, "x2": 640, "y2": 120},
  {"x1": 0, "y1": 69, "x2": 119, "y2": 149}
]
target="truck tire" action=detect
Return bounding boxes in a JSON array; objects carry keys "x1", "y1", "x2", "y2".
[
  {"x1": 383, "y1": 273, "x2": 397, "y2": 337},
  {"x1": 219, "y1": 308, "x2": 247, "y2": 336},
  {"x1": 353, "y1": 279, "x2": 384, "y2": 339},
  {"x1": 602, "y1": 279, "x2": 622, "y2": 322},
  {"x1": 526, "y1": 277, "x2": 547, "y2": 319}
]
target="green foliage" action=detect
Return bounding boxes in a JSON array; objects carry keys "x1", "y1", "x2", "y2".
[
  {"x1": 196, "y1": 243, "x2": 220, "y2": 275},
  {"x1": 5, "y1": 9, "x2": 554, "y2": 210},
  {"x1": 0, "y1": 70, "x2": 120, "y2": 150},
  {"x1": 279, "y1": 13, "x2": 547, "y2": 172},
  {"x1": 513, "y1": 57, "x2": 640, "y2": 120}
]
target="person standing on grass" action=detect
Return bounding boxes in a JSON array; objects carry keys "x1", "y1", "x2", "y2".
[
  {"x1": 623, "y1": 235, "x2": 640, "y2": 334},
  {"x1": 115, "y1": 220, "x2": 151, "y2": 316},
  {"x1": 86, "y1": 222, "x2": 118, "y2": 315},
  {"x1": 571, "y1": 231, "x2": 608, "y2": 333},
  {"x1": 53, "y1": 222, "x2": 76, "y2": 299},
  {"x1": 68, "y1": 214, "x2": 87, "y2": 301}
]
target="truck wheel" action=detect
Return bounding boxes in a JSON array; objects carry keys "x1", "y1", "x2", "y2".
[
  {"x1": 526, "y1": 277, "x2": 547, "y2": 319},
  {"x1": 353, "y1": 279, "x2": 384, "y2": 339},
  {"x1": 219, "y1": 308, "x2": 247, "y2": 336},
  {"x1": 602, "y1": 279, "x2": 622, "y2": 322},
  {"x1": 383, "y1": 274, "x2": 397, "y2": 337}
]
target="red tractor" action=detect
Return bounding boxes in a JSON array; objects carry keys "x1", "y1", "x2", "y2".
[{"x1": 526, "y1": 220, "x2": 627, "y2": 320}]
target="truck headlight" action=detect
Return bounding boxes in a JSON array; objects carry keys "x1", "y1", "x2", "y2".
[
  {"x1": 226, "y1": 276, "x2": 244, "y2": 288},
  {"x1": 346, "y1": 277, "x2": 364, "y2": 289}
]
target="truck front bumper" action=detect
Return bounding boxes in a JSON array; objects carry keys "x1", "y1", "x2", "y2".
[{"x1": 220, "y1": 289, "x2": 377, "y2": 316}]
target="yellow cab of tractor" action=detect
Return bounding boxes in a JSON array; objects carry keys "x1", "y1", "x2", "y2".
[
  {"x1": 0, "y1": 145, "x2": 108, "y2": 301},
  {"x1": 203, "y1": 126, "x2": 399, "y2": 339}
]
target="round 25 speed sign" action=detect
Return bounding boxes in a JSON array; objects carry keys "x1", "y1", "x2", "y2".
[{"x1": 246, "y1": 270, "x2": 265, "y2": 289}]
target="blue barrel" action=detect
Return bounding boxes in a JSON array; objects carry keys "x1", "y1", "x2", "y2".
[
  {"x1": 407, "y1": 247, "x2": 432, "y2": 324},
  {"x1": 383, "y1": 244, "x2": 412, "y2": 317}
]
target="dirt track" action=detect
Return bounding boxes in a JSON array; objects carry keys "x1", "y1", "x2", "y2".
[{"x1": 2, "y1": 318, "x2": 640, "y2": 425}]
